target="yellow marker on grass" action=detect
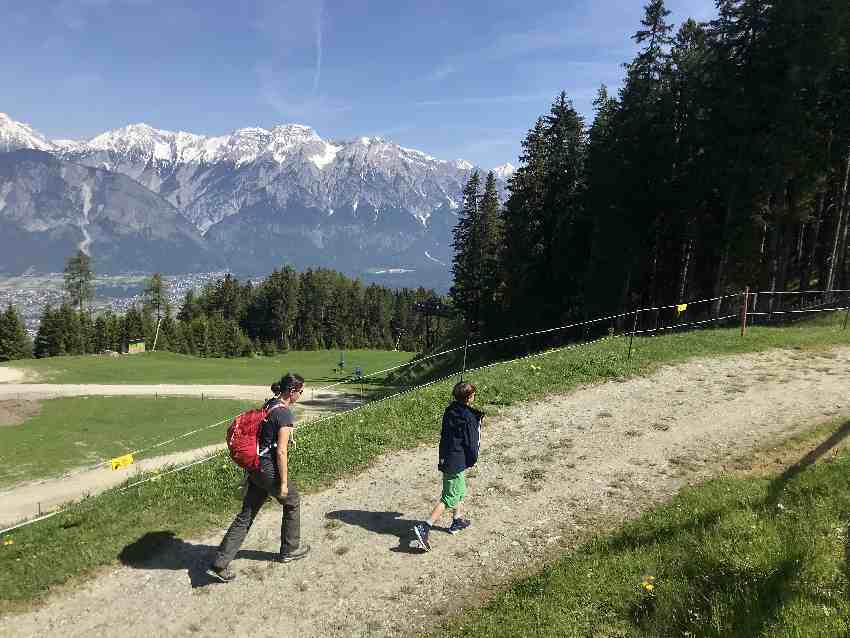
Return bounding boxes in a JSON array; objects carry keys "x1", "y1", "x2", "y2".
[{"x1": 109, "y1": 453, "x2": 135, "y2": 471}]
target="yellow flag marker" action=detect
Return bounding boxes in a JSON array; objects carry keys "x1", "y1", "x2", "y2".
[
  {"x1": 109, "y1": 453, "x2": 135, "y2": 471},
  {"x1": 675, "y1": 303, "x2": 688, "y2": 315}
]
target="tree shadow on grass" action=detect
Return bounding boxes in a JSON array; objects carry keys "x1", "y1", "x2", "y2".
[
  {"x1": 660, "y1": 556, "x2": 802, "y2": 636},
  {"x1": 119, "y1": 531, "x2": 278, "y2": 587},
  {"x1": 603, "y1": 507, "x2": 728, "y2": 553},
  {"x1": 324, "y1": 509, "x2": 429, "y2": 554},
  {"x1": 765, "y1": 419, "x2": 850, "y2": 506}
]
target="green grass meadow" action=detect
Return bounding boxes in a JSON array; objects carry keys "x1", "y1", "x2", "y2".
[
  {"x1": 438, "y1": 418, "x2": 850, "y2": 637},
  {"x1": 3, "y1": 349, "x2": 415, "y2": 385},
  {"x1": 0, "y1": 397, "x2": 255, "y2": 488},
  {"x1": 0, "y1": 315, "x2": 848, "y2": 616}
]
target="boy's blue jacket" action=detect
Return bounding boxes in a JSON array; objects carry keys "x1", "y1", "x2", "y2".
[{"x1": 438, "y1": 401, "x2": 482, "y2": 474}]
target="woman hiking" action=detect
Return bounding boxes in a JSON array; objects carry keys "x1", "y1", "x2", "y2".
[{"x1": 208, "y1": 373, "x2": 310, "y2": 582}]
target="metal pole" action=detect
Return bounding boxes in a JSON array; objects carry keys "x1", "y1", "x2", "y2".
[
  {"x1": 740, "y1": 287, "x2": 750, "y2": 337},
  {"x1": 151, "y1": 317, "x2": 163, "y2": 352},
  {"x1": 628, "y1": 308, "x2": 639, "y2": 361},
  {"x1": 459, "y1": 336, "x2": 469, "y2": 381}
]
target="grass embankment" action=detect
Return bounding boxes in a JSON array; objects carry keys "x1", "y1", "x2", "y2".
[
  {"x1": 0, "y1": 316, "x2": 847, "y2": 613},
  {"x1": 3, "y1": 349, "x2": 415, "y2": 385},
  {"x1": 0, "y1": 397, "x2": 255, "y2": 488},
  {"x1": 439, "y1": 418, "x2": 850, "y2": 637}
]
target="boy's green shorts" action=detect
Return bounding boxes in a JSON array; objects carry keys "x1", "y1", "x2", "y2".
[{"x1": 441, "y1": 471, "x2": 466, "y2": 508}]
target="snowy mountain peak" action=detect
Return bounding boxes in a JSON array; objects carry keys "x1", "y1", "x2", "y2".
[
  {"x1": 492, "y1": 162, "x2": 516, "y2": 180},
  {"x1": 269, "y1": 123, "x2": 317, "y2": 137},
  {"x1": 82, "y1": 122, "x2": 208, "y2": 165},
  {"x1": 0, "y1": 112, "x2": 56, "y2": 153}
]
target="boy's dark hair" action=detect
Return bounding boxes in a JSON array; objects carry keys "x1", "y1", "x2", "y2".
[
  {"x1": 270, "y1": 382, "x2": 281, "y2": 395},
  {"x1": 278, "y1": 372, "x2": 305, "y2": 393},
  {"x1": 452, "y1": 381, "x2": 476, "y2": 402}
]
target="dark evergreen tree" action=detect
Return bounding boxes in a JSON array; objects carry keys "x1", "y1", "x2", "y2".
[
  {"x1": 450, "y1": 171, "x2": 483, "y2": 331},
  {"x1": 0, "y1": 305, "x2": 31, "y2": 361},
  {"x1": 34, "y1": 306, "x2": 64, "y2": 358},
  {"x1": 143, "y1": 273, "x2": 167, "y2": 322},
  {"x1": 63, "y1": 250, "x2": 94, "y2": 314}
]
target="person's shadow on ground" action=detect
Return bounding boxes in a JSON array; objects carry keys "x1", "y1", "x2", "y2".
[
  {"x1": 118, "y1": 531, "x2": 278, "y2": 587},
  {"x1": 325, "y1": 509, "x2": 443, "y2": 554}
]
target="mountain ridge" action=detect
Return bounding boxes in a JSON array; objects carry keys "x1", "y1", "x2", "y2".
[{"x1": 0, "y1": 113, "x2": 517, "y2": 288}]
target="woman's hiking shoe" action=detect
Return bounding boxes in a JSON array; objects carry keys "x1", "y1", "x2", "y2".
[
  {"x1": 279, "y1": 543, "x2": 311, "y2": 563},
  {"x1": 412, "y1": 523, "x2": 432, "y2": 551},
  {"x1": 448, "y1": 518, "x2": 471, "y2": 535},
  {"x1": 206, "y1": 565, "x2": 236, "y2": 583}
]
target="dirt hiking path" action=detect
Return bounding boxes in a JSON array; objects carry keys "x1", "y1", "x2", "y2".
[{"x1": 2, "y1": 346, "x2": 850, "y2": 637}]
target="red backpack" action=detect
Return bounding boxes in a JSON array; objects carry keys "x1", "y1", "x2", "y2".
[{"x1": 226, "y1": 404, "x2": 282, "y2": 471}]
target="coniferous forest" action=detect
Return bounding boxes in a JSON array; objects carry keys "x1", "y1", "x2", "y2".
[
  {"x1": 0, "y1": 266, "x2": 444, "y2": 361},
  {"x1": 451, "y1": 0, "x2": 849, "y2": 339}
]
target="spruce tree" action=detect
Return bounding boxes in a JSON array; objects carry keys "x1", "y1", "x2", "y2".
[
  {"x1": 63, "y1": 250, "x2": 94, "y2": 314},
  {"x1": 143, "y1": 273, "x2": 167, "y2": 322},
  {"x1": 0, "y1": 305, "x2": 31, "y2": 361},
  {"x1": 450, "y1": 171, "x2": 483, "y2": 331},
  {"x1": 477, "y1": 171, "x2": 504, "y2": 330},
  {"x1": 34, "y1": 306, "x2": 64, "y2": 358}
]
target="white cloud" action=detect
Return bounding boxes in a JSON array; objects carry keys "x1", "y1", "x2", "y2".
[{"x1": 254, "y1": 1, "x2": 338, "y2": 121}]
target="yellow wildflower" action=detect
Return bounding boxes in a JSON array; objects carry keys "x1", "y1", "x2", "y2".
[{"x1": 3, "y1": 538, "x2": 13, "y2": 546}]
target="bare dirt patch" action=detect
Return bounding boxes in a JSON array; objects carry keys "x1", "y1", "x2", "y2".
[
  {"x1": 1, "y1": 346, "x2": 849, "y2": 638},
  {"x1": 0, "y1": 399, "x2": 41, "y2": 427},
  {"x1": 0, "y1": 367, "x2": 27, "y2": 384}
]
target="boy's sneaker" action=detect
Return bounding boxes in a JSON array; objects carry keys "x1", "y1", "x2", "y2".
[
  {"x1": 206, "y1": 564, "x2": 236, "y2": 583},
  {"x1": 279, "y1": 543, "x2": 311, "y2": 563},
  {"x1": 412, "y1": 523, "x2": 432, "y2": 551},
  {"x1": 448, "y1": 518, "x2": 471, "y2": 535}
]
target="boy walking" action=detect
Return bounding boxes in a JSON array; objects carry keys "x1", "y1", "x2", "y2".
[{"x1": 413, "y1": 381, "x2": 483, "y2": 551}]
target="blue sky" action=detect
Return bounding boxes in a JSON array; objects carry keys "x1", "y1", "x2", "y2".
[{"x1": 2, "y1": 0, "x2": 717, "y2": 168}]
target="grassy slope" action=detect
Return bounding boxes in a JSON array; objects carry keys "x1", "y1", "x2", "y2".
[
  {"x1": 0, "y1": 317, "x2": 847, "y2": 613},
  {"x1": 0, "y1": 397, "x2": 255, "y2": 488},
  {"x1": 2, "y1": 350, "x2": 414, "y2": 385},
  {"x1": 438, "y1": 418, "x2": 850, "y2": 637}
]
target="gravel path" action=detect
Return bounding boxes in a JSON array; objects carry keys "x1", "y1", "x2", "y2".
[
  {"x1": 2, "y1": 346, "x2": 849, "y2": 637},
  {"x1": 0, "y1": 383, "x2": 282, "y2": 401}
]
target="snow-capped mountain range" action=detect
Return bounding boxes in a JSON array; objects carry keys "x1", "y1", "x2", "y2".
[{"x1": 0, "y1": 112, "x2": 516, "y2": 287}]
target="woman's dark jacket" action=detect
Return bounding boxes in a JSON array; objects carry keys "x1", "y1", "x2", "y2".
[{"x1": 438, "y1": 401, "x2": 482, "y2": 474}]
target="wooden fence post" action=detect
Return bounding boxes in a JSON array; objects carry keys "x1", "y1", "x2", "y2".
[
  {"x1": 628, "y1": 308, "x2": 640, "y2": 361},
  {"x1": 740, "y1": 287, "x2": 750, "y2": 337}
]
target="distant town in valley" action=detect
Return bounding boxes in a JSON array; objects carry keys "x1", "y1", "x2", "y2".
[{"x1": 0, "y1": 272, "x2": 233, "y2": 335}]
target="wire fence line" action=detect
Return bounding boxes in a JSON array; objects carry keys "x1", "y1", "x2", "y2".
[
  {"x1": 3, "y1": 288, "x2": 848, "y2": 535},
  {"x1": 312, "y1": 292, "x2": 745, "y2": 396},
  {"x1": 746, "y1": 288, "x2": 850, "y2": 328}
]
